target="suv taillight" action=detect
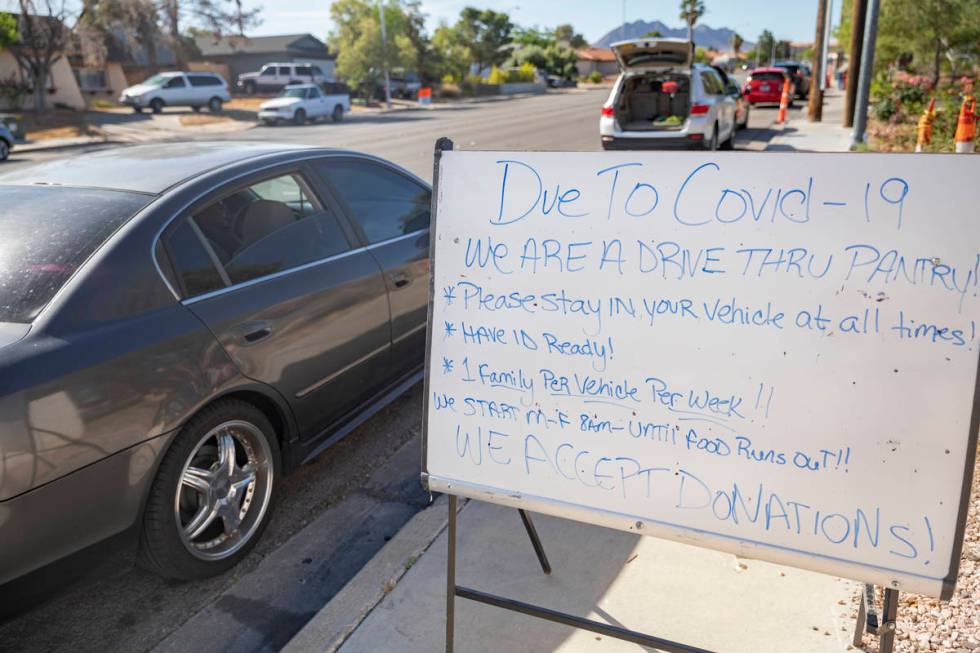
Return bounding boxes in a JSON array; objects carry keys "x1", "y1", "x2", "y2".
[
  {"x1": 601, "y1": 106, "x2": 615, "y2": 117},
  {"x1": 690, "y1": 104, "x2": 710, "y2": 115}
]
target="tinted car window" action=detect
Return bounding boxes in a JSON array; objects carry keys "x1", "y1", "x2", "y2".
[
  {"x1": 700, "y1": 71, "x2": 723, "y2": 95},
  {"x1": 192, "y1": 173, "x2": 350, "y2": 286},
  {"x1": 165, "y1": 76, "x2": 186, "y2": 88},
  {"x1": 295, "y1": 66, "x2": 312, "y2": 76},
  {"x1": 0, "y1": 186, "x2": 150, "y2": 322},
  {"x1": 312, "y1": 66, "x2": 323, "y2": 75},
  {"x1": 754, "y1": 71, "x2": 785, "y2": 81},
  {"x1": 188, "y1": 74, "x2": 221, "y2": 87},
  {"x1": 316, "y1": 160, "x2": 430, "y2": 244},
  {"x1": 164, "y1": 219, "x2": 226, "y2": 297},
  {"x1": 260, "y1": 66, "x2": 275, "y2": 77},
  {"x1": 278, "y1": 66, "x2": 291, "y2": 76}
]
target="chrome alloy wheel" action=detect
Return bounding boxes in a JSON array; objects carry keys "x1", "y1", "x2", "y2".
[{"x1": 174, "y1": 420, "x2": 273, "y2": 560}]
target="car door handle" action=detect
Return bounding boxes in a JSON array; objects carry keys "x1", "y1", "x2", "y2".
[
  {"x1": 390, "y1": 272, "x2": 410, "y2": 289},
  {"x1": 236, "y1": 321, "x2": 273, "y2": 343},
  {"x1": 244, "y1": 328, "x2": 271, "y2": 343}
]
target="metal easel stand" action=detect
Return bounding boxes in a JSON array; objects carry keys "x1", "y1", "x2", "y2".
[
  {"x1": 852, "y1": 583, "x2": 899, "y2": 653},
  {"x1": 444, "y1": 495, "x2": 717, "y2": 653}
]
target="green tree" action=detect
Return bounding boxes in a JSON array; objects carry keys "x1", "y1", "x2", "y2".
[
  {"x1": 774, "y1": 40, "x2": 792, "y2": 60},
  {"x1": 754, "y1": 29, "x2": 775, "y2": 65},
  {"x1": 643, "y1": 30, "x2": 663, "y2": 38},
  {"x1": 455, "y1": 7, "x2": 513, "y2": 73},
  {"x1": 678, "y1": 0, "x2": 705, "y2": 44},
  {"x1": 430, "y1": 21, "x2": 469, "y2": 82},
  {"x1": 0, "y1": 12, "x2": 17, "y2": 48},
  {"x1": 329, "y1": 0, "x2": 416, "y2": 94},
  {"x1": 875, "y1": 0, "x2": 980, "y2": 83},
  {"x1": 554, "y1": 23, "x2": 587, "y2": 48}
]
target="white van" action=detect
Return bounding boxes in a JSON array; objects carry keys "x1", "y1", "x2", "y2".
[
  {"x1": 599, "y1": 38, "x2": 737, "y2": 150},
  {"x1": 119, "y1": 72, "x2": 231, "y2": 114}
]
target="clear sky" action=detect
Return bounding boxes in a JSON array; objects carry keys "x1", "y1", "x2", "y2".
[{"x1": 247, "y1": 0, "x2": 845, "y2": 46}]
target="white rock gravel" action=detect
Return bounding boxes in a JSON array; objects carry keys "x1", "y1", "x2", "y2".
[{"x1": 852, "y1": 454, "x2": 980, "y2": 653}]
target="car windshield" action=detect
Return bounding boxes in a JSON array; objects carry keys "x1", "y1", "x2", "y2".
[
  {"x1": 142, "y1": 74, "x2": 171, "y2": 86},
  {"x1": 0, "y1": 186, "x2": 150, "y2": 323},
  {"x1": 279, "y1": 87, "x2": 308, "y2": 98}
]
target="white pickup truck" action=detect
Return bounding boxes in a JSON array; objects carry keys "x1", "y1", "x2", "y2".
[{"x1": 258, "y1": 83, "x2": 351, "y2": 126}]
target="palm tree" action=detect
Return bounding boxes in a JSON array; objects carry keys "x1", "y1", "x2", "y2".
[
  {"x1": 679, "y1": 0, "x2": 706, "y2": 44},
  {"x1": 731, "y1": 32, "x2": 743, "y2": 55}
]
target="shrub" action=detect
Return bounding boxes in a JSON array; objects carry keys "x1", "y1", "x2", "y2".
[
  {"x1": 487, "y1": 65, "x2": 507, "y2": 85},
  {"x1": 588, "y1": 70, "x2": 603, "y2": 84}
]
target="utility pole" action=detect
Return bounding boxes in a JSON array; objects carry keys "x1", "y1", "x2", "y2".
[
  {"x1": 808, "y1": 0, "x2": 828, "y2": 121},
  {"x1": 851, "y1": 0, "x2": 879, "y2": 146},
  {"x1": 378, "y1": 0, "x2": 392, "y2": 109},
  {"x1": 821, "y1": 0, "x2": 833, "y2": 90},
  {"x1": 843, "y1": 0, "x2": 867, "y2": 127},
  {"x1": 621, "y1": 0, "x2": 626, "y2": 41}
]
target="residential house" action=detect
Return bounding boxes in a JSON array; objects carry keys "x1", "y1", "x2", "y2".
[
  {"x1": 0, "y1": 13, "x2": 85, "y2": 110},
  {"x1": 576, "y1": 47, "x2": 619, "y2": 79},
  {"x1": 192, "y1": 33, "x2": 334, "y2": 84}
]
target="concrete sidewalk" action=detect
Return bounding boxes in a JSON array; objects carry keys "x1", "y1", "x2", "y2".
[
  {"x1": 286, "y1": 498, "x2": 860, "y2": 653},
  {"x1": 765, "y1": 87, "x2": 852, "y2": 153}
]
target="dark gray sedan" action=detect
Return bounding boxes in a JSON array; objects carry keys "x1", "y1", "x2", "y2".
[{"x1": 0, "y1": 142, "x2": 430, "y2": 583}]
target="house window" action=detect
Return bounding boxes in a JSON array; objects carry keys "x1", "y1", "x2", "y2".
[{"x1": 74, "y1": 68, "x2": 108, "y2": 91}]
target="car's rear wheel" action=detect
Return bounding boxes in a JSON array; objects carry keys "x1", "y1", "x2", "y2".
[
  {"x1": 704, "y1": 124, "x2": 719, "y2": 151},
  {"x1": 244, "y1": 81, "x2": 256, "y2": 95},
  {"x1": 293, "y1": 108, "x2": 306, "y2": 125},
  {"x1": 331, "y1": 105, "x2": 344, "y2": 122},
  {"x1": 138, "y1": 400, "x2": 280, "y2": 580},
  {"x1": 208, "y1": 97, "x2": 223, "y2": 113},
  {"x1": 0, "y1": 139, "x2": 9, "y2": 161},
  {"x1": 150, "y1": 98, "x2": 164, "y2": 114}
]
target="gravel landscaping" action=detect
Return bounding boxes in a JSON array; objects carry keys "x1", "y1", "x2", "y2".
[{"x1": 854, "y1": 452, "x2": 980, "y2": 652}]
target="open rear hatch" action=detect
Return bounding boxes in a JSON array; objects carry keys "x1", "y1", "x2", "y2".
[
  {"x1": 610, "y1": 38, "x2": 692, "y2": 71},
  {"x1": 610, "y1": 39, "x2": 694, "y2": 132}
]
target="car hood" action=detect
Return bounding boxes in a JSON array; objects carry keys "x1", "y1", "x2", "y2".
[
  {"x1": 122, "y1": 83, "x2": 158, "y2": 96},
  {"x1": 0, "y1": 323, "x2": 29, "y2": 350},
  {"x1": 611, "y1": 38, "x2": 692, "y2": 71},
  {"x1": 261, "y1": 97, "x2": 301, "y2": 110}
]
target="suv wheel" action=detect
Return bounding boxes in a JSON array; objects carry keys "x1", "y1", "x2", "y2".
[
  {"x1": 704, "y1": 124, "x2": 719, "y2": 151},
  {"x1": 244, "y1": 81, "x2": 256, "y2": 95},
  {"x1": 149, "y1": 98, "x2": 164, "y2": 114},
  {"x1": 138, "y1": 400, "x2": 280, "y2": 580},
  {"x1": 331, "y1": 105, "x2": 344, "y2": 122},
  {"x1": 208, "y1": 97, "x2": 223, "y2": 113}
]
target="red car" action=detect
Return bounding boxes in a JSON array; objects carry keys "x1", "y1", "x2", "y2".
[{"x1": 742, "y1": 67, "x2": 792, "y2": 106}]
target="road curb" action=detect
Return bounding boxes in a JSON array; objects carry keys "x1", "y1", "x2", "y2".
[
  {"x1": 282, "y1": 494, "x2": 465, "y2": 653},
  {"x1": 15, "y1": 137, "x2": 122, "y2": 153}
]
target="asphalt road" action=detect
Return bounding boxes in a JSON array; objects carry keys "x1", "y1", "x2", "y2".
[{"x1": 0, "y1": 87, "x2": 798, "y2": 653}]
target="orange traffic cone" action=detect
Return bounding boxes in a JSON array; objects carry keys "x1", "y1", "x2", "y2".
[
  {"x1": 915, "y1": 98, "x2": 936, "y2": 152},
  {"x1": 776, "y1": 76, "x2": 791, "y2": 125},
  {"x1": 954, "y1": 94, "x2": 977, "y2": 153}
]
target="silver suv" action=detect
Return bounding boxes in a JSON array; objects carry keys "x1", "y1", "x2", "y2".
[
  {"x1": 599, "y1": 38, "x2": 737, "y2": 150},
  {"x1": 238, "y1": 63, "x2": 328, "y2": 95}
]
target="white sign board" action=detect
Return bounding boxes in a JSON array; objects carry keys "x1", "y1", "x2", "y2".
[{"x1": 422, "y1": 148, "x2": 980, "y2": 599}]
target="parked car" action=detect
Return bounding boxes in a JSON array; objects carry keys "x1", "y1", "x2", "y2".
[
  {"x1": 546, "y1": 75, "x2": 578, "y2": 88},
  {"x1": 238, "y1": 63, "x2": 329, "y2": 95},
  {"x1": 600, "y1": 38, "x2": 737, "y2": 150},
  {"x1": 742, "y1": 67, "x2": 792, "y2": 106},
  {"x1": 0, "y1": 142, "x2": 431, "y2": 585},
  {"x1": 372, "y1": 75, "x2": 423, "y2": 101},
  {"x1": 0, "y1": 121, "x2": 13, "y2": 161},
  {"x1": 773, "y1": 60, "x2": 811, "y2": 99},
  {"x1": 119, "y1": 71, "x2": 231, "y2": 114},
  {"x1": 259, "y1": 83, "x2": 350, "y2": 125},
  {"x1": 712, "y1": 65, "x2": 749, "y2": 130}
]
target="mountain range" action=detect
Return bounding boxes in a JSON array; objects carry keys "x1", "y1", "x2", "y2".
[{"x1": 593, "y1": 20, "x2": 753, "y2": 52}]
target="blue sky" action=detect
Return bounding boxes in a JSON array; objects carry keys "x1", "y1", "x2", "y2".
[{"x1": 246, "y1": 1, "x2": 844, "y2": 45}]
